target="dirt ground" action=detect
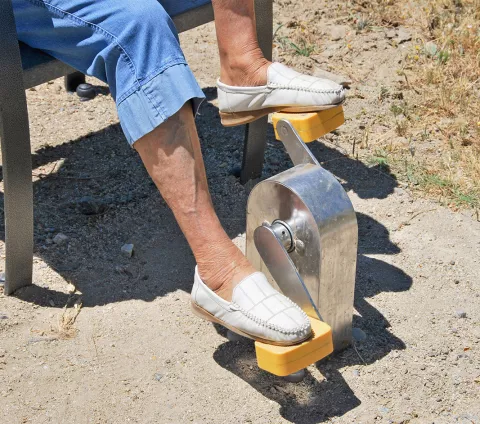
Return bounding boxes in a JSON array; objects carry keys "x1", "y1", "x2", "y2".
[{"x1": 1, "y1": 1, "x2": 479, "y2": 423}]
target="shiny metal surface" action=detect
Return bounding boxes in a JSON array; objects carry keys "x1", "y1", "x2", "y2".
[
  {"x1": 246, "y1": 123, "x2": 358, "y2": 351},
  {"x1": 275, "y1": 120, "x2": 319, "y2": 166},
  {"x1": 254, "y1": 224, "x2": 323, "y2": 321},
  {"x1": 271, "y1": 220, "x2": 294, "y2": 252}
]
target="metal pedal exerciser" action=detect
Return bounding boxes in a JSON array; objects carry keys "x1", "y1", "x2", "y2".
[{"x1": 229, "y1": 106, "x2": 358, "y2": 382}]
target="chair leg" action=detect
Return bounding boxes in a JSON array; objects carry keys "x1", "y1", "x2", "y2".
[
  {"x1": 240, "y1": 119, "x2": 269, "y2": 184},
  {"x1": 64, "y1": 71, "x2": 85, "y2": 92},
  {"x1": 240, "y1": 0, "x2": 273, "y2": 184},
  {"x1": 0, "y1": 0, "x2": 34, "y2": 295}
]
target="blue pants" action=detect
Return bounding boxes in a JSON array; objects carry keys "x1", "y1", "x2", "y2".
[{"x1": 12, "y1": 0, "x2": 208, "y2": 144}]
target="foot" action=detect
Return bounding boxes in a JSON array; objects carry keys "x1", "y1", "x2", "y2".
[
  {"x1": 217, "y1": 61, "x2": 346, "y2": 127},
  {"x1": 219, "y1": 48, "x2": 270, "y2": 87},
  {"x1": 196, "y1": 238, "x2": 256, "y2": 301},
  {"x1": 191, "y1": 266, "x2": 312, "y2": 345}
]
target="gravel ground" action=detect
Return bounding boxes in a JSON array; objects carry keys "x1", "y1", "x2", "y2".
[{"x1": 1, "y1": 1, "x2": 479, "y2": 423}]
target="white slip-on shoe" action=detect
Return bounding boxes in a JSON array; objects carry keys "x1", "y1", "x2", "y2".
[
  {"x1": 191, "y1": 267, "x2": 312, "y2": 346},
  {"x1": 217, "y1": 62, "x2": 346, "y2": 126}
]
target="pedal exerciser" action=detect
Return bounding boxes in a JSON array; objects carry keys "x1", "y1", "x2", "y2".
[{"x1": 233, "y1": 106, "x2": 358, "y2": 381}]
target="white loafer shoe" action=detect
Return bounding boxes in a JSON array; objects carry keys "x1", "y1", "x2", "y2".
[
  {"x1": 217, "y1": 62, "x2": 345, "y2": 126},
  {"x1": 191, "y1": 267, "x2": 312, "y2": 346}
]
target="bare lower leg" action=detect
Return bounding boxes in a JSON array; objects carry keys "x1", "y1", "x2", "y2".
[
  {"x1": 212, "y1": 0, "x2": 270, "y2": 86},
  {"x1": 134, "y1": 103, "x2": 255, "y2": 301}
]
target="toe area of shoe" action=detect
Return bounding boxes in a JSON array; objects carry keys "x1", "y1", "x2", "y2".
[
  {"x1": 268, "y1": 306, "x2": 312, "y2": 344},
  {"x1": 311, "y1": 78, "x2": 345, "y2": 104}
]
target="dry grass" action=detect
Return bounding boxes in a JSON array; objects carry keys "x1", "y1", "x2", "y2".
[{"x1": 351, "y1": 0, "x2": 480, "y2": 209}]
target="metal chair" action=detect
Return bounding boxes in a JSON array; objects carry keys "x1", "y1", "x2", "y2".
[{"x1": 0, "y1": 0, "x2": 273, "y2": 295}]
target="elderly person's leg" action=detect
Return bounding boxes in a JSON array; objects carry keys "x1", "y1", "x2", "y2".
[
  {"x1": 211, "y1": 0, "x2": 346, "y2": 126},
  {"x1": 13, "y1": 0, "x2": 311, "y2": 344},
  {"x1": 134, "y1": 102, "x2": 255, "y2": 301},
  {"x1": 134, "y1": 103, "x2": 310, "y2": 344},
  {"x1": 211, "y1": 0, "x2": 269, "y2": 87}
]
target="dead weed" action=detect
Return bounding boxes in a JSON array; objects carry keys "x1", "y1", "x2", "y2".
[{"x1": 351, "y1": 0, "x2": 480, "y2": 209}]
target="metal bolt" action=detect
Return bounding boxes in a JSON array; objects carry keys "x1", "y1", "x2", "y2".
[{"x1": 294, "y1": 239, "x2": 306, "y2": 255}]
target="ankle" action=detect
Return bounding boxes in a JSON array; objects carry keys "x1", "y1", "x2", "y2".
[
  {"x1": 220, "y1": 49, "x2": 271, "y2": 87},
  {"x1": 196, "y1": 241, "x2": 256, "y2": 301}
]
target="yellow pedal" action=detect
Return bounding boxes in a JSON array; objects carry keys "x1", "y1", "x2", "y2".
[
  {"x1": 255, "y1": 318, "x2": 333, "y2": 377},
  {"x1": 272, "y1": 106, "x2": 345, "y2": 143}
]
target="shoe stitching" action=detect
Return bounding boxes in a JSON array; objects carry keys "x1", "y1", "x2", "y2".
[
  {"x1": 247, "y1": 292, "x2": 277, "y2": 313},
  {"x1": 211, "y1": 271, "x2": 311, "y2": 335},
  {"x1": 268, "y1": 83, "x2": 344, "y2": 94},
  {"x1": 275, "y1": 294, "x2": 290, "y2": 309},
  {"x1": 231, "y1": 301, "x2": 310, "y2": 335},
  {"x1": 282, "y1": 307, "x2": 302, "y2": 327},
  {"x1": 237, "y1": 285, "x2": 256, "y2": 309},
  {"x1": 265, "y1": 305, "x2": 296, "y2": 322},
  {"x1": 270, "y1": 64, "x2": 299, "y2": 81},
  {"x1": 252, "y1": 276, "x2": 267, "y2": 297}
]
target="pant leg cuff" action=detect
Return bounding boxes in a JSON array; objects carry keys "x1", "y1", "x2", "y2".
[{"x1": 117, "y1": 62, "x2": 205, "y2": 145}]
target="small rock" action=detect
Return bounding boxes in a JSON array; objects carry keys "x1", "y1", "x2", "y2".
[
  {"x1": 154, "y1": 373, "x2": 163, "y2": 381},
  {"x1": 76, "y1": 196, "x2": 107, "y2": 215},
  {"x1": 352, "y1": 369, "x2": 360, "y2": 377},
  {"x1": 454, "y1": 279, "x2": 460, "y2": 284},
  {"x1": 0, "y1": 348, "x2": 6, "y2": 357},
  {"x1": 396, "y1": 28, "x2": 412, "y2": 43},
  {"x1": 115, "y1": 265, "x2": 127, "y2": 274},
  {"x1": 121, "y1": 244, "x2": 134, "y2": 258},
  {"x1": 455, "y1": 310, "x2": 467, "y2": 319},
  {"x1": 450, "y1": 260, "x2": 456, "y2": 265},
  {"x1": 352, "y1": 327, "x2": 367, "y2": 342},
  {"x1": 425, "y1": 41, "x2": 438, "y2": 57},
  {"x1": 115, "y1": 265, "x2": 133, "y2": 277},
  {"x1": 386, "y1": 29, "x2": 396, "y2": 39},
  {"x1": 53, "y1": 233, "x2": 69, "y2": 245},
  {"x1": 48, "y1": 299, "x2": 55, "y2": 307},
  {"x1": 330, "y1": 25, "x2": 348, "y2": 41}
]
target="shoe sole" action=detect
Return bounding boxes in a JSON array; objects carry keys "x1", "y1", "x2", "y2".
[
  {"x1": 219, "y1": 101, "x2": 345, "y2": 127},
  {"x1": 191, "y1": 301, "x2": 312, "y2": 347}
]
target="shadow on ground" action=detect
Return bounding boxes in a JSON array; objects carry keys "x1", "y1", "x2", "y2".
[
  {"x1": 1, "y1": 87, "x2": 410, "y2": 423},
  {"x1": 212, "y1": 209, "x2": 411, "y2": 423}
]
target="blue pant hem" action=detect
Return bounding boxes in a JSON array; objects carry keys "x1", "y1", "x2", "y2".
[{"x1": 117, "y1": 62, "x2": 205, "y2": 145}]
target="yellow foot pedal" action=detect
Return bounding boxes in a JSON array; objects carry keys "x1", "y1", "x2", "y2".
[
  {"x1": 272, "y1": 106, "x2": 344, "y2": 143},
  {"x1": 255, "y1": 318, "x2": 333, "y2": 377}
]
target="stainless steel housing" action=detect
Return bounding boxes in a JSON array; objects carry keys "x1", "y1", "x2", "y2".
[{"x1": 246, "y1": 121, "x2": 358, "y2": 351}]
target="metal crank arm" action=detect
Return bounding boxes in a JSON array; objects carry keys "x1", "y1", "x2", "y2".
[
  {"x1": 254, "y1": 222, "x2": 323, "y2": 321},
  {"x1": 275, "y1": 120, "x2": 320, "y2": 167}
]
